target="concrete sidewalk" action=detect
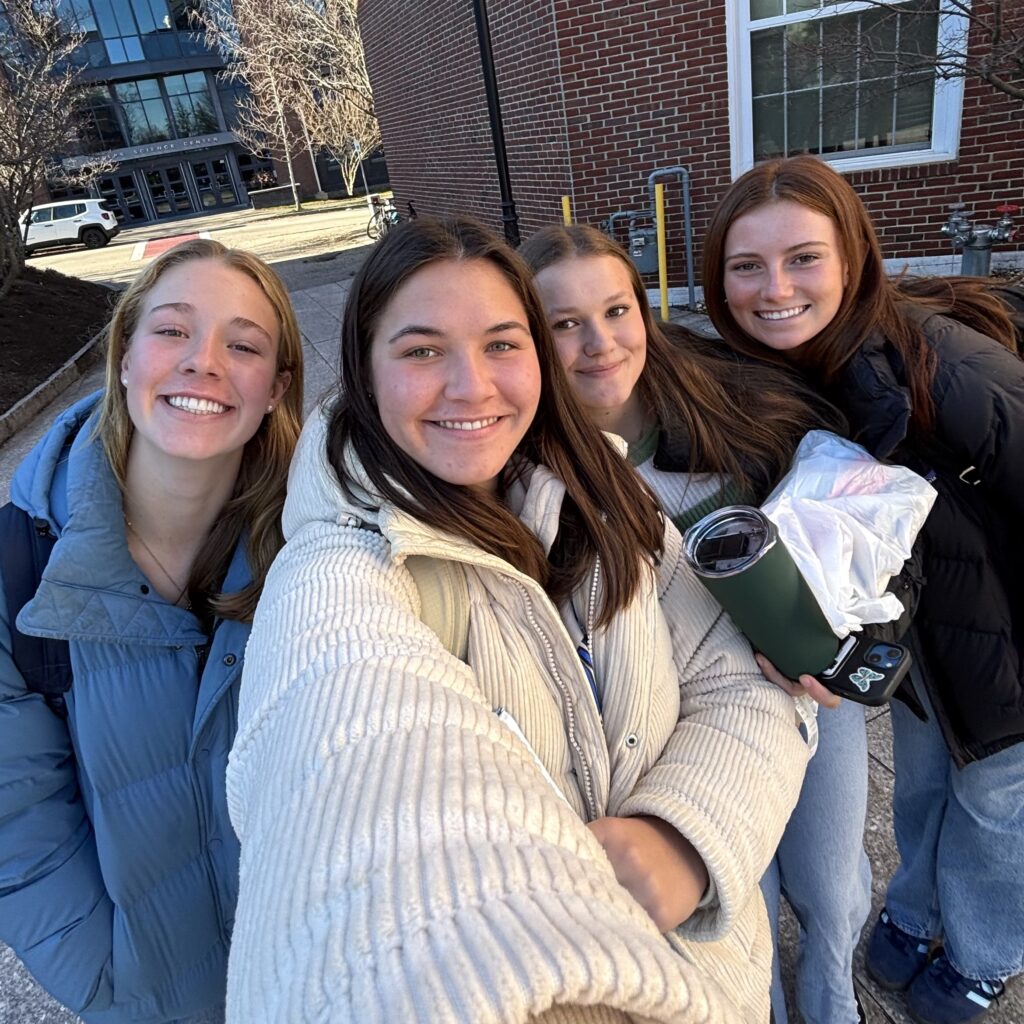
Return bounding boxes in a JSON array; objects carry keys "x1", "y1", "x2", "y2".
[{"x1": 1, "y1": 288, "x2": 1020, "y2": 1024}]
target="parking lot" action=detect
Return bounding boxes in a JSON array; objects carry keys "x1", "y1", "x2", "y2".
[{"x1": 25, "y1": 197, "x2": 377, "y2": 293}]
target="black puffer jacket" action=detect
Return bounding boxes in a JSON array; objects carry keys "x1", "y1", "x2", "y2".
[{"x1": 839, "y1": 310, "x2": 1024, "y2": 766}]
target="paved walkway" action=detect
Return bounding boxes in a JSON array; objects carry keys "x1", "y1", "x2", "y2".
[{"x1": 1, "y1": 286, "x2": 1020, "y2": 1024}]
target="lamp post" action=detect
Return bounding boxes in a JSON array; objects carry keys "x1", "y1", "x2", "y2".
[{"x1": 471, "y1": 0, "x2": 519, "y2": 247}]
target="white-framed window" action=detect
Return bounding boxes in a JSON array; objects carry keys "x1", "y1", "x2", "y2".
[{"x1": 726, "y1": 0, "x2": 968, "y2": 176}]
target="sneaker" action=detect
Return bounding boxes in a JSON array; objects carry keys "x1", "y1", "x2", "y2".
[
  {"x1": 907, "y1": 954, "x2": 1004, "y2": 1024},
  {"x1": 865, "y1": 908, "x2": 933, "y2": 991}
]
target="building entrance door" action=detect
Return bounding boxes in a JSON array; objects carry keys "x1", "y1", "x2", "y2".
[
  {"x1": 145, "y1": 165, "x2": 195, "y2": 218},
  {"x1": 97, "y1": 171, "x2": 148, "y2": 224},
  {"x1": 190, "y1": 156, "x2": 239, "y2": 211}
]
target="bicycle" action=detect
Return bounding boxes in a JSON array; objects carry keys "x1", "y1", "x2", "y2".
[{"x1": 366, "y1": 195, "x2": 401, "y2": 240}]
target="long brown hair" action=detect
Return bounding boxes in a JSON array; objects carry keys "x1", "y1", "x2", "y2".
[
  {"x1": 894, "y1": 275, "x2": 1020, "y2": 348},
  {"x1": 520, "y1": 223, "x2": 842, "y2": 499},
  {"x1": 329, "y1": 216, "x2": 664, "y2": 627},
  {"x1": 96, "y1": 239, "x2": 304, "y2": 621},
  {"x1": 703, "y1": 157, "x2": 1018, "y2": 435}
]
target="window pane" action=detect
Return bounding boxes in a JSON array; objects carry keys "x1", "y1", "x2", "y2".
[
  {"x1": 131, "y1": 0, "x2": 155, "y2": 33},
  {"x1": 143, "y1": 97, "x2": 171, "y2": 138},
  {"x1": 785, "y1": 21, "x2": 819, "y2": 91},
  {"x1": 185, "y1": 71, "x2": 207, "y2": 92},
  {"x1": 753, "y1": 94, "x2": 785, "y2": 160},
  {"x1": 858, "y1": 79, "x2": 897, "y2": 148},
  {"x1": 900, "y1": 1, "x2": 939, "y2": 65},
  {"x1": 71, "y1": 0, "x2": 97, "y2": 32},
  {"x1": 111, "y1": 0, "x2": 137, "y2": 35},
  {"x1": 92, "y1": 0, "x2": 118, "y2": 37},
  {"x1": 821, "y1": 85, "x2": 858, "y2": 153},
  {"x1": 31, "y1": 208, "x2": 53, "y2": 223},
  {"x1": 786, "y1": 0, "x2": 818, "y2": 12},
  {"x1": 53, "y1": 204, "x2": 79, "y2": 219},
  {"x1": 164, "y1": 73, "x2": 187, "y2": 95},
  {"x1": 786, "y1": 88, "x2": 819, "y2": 154},
  {"x1": 820, "y1": 10, "x2": 858, "y2": 85},
  {"x1": 894, "y1": 73, "x2": 933, "y2": 144},
  {"x1": 860, "y1": 8, "x2": 898, "y2": 83},
  {"x1": 169, "y1": 95, "x2": 192, "y2": 135},
  {"x1": 751, "y1": 29, "x2": 784, "y2": 96},
  {"x1": 114, "y1": 81, "x2": 140, "y2": 102},
  {"x1": 105, "y1": 37, "x2": 126, "y2": 62},
  {"x1": 120, "y1": 102, "x2": 147, "y2": 142},
  {"x1": 750, "y1": 0, "x2": 782, "y2": 19},
  {"x1": 123, "y1": 35, "x2": 143, "y2": 61},
  {"x1": 193, "y1": 99, "x2": 217, "y2": 132},
  {"x1": 137, "y1": 77, "x2": 161, "y2": 99}
]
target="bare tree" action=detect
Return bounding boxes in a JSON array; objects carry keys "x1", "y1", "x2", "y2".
[
  {"x1": 193, "y1": 0, "x2": 307, "y2": 210},
  {"x1": 285, "y1": 0, "x2": 381, "y2": 196},
  {"x1": 792, "y1": 1, "x2": 1023, "y2": 104},
  {"x1": 196, "y1": 0, "x2": 381, "y2": 202},
  {"x1": 0, "y1": 0, "x2": 115, "y2": 298}
]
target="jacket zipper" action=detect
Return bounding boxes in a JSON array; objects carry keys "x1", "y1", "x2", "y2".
[{"x1": 513, "y1": 578, "x2": 599, "y2": 821}]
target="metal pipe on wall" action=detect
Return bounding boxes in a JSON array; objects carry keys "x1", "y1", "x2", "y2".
[{"x1": 647, "y1": 166, "x2": 696, "y2": 309}]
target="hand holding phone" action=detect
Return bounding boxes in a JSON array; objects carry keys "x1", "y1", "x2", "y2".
[{"x1": 816, "y1": 636, "x2": 911, "y2": 705}]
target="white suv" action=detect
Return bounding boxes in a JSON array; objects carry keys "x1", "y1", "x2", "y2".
[{"x1": 19, "y1": 199, "x2": 121, "y2": 253}]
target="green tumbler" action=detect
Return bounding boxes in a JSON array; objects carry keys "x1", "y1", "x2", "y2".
[{"x1": 682, "y1": 506, "x2": 840, "y2": 678}]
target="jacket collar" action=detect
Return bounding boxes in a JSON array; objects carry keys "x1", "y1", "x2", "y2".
[
  {"x1": 18, "y1": 410, "x2": 235, "y2": 646},
  {"x1": 285, "y1": 403, "x2": 569, "y2": 582},
  {"x1": 840, "y1": 333, "x2": 912, "y2": 460}
]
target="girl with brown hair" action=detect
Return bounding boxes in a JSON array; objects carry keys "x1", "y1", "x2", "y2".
[
  {"x1": 521, "y1": 223, "x2": 868, "y2": 1024},
  {"x1": 225, "y1": 216, "x2": 810, "y2": 1023},
  {"x1": 0, "y1": 239, "x2": 302, "y2": 1023},
  {"x1": 704, "y1": 154, "x2": 1024, "y2": 1024}
]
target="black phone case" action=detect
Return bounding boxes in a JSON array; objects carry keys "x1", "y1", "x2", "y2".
[{"x1": 817, "y1": 637, "x2": 911, "y2": 706}]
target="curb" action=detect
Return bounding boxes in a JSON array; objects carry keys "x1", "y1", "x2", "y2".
[{"x1": 0, "y1": 329, "x2": 105, "y2": 447}]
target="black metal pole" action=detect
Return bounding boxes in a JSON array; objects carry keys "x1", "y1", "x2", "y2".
[{"x1": 471, "y1": 0, "x2": 520, "y2": 247}]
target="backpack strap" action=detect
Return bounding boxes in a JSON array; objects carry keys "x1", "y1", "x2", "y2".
[
  {"x1": 0, "y1": 502, "x2": 72, "y2": 717},
  {"x1": 343, "y1": 515, "x2": 470, "y2": 662},
  {"x1": 405, "y1": 555, "x2": 470, "y2": 663}
]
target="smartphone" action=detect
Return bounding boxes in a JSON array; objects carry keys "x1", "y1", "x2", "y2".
[{"x1": 816, "y1": 635, "x2": 911, "y2": 705}]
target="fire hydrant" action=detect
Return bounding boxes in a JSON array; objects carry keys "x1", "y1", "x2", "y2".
[{"x1": 940, "y1": 203, "x2": 1018, "y2": 276}]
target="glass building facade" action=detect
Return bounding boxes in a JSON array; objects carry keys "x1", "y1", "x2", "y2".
[{"x1": 46, "y1": 0, "x2": 276, "y2": 223}]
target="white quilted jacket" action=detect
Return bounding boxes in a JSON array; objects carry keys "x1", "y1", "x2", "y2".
[{"x1": 226, "y1": 409, "x2": 808, "y2": 1023}]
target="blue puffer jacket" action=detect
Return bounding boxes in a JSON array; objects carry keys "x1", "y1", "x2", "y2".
[{"x1": 0, "y1": 394, "x2": 247, "y2": 1022}]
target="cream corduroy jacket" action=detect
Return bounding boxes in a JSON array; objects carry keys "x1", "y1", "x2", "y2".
[{"x1": 225, "y1": 410, "x2": 808, "y2": 1024}]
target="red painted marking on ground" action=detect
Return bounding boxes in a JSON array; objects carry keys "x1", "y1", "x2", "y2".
[{"x1": 142, "y1": 234, "x2": 200, "y2": 259}]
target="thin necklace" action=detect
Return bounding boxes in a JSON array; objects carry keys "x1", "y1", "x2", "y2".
[{"x1": 124, "y1": 514, "x2": 191, "y2": 608}]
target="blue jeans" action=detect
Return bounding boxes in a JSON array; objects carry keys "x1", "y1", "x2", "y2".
[
  {"x1": 761, "y1": 698, "x2": 872, "y2": 1024},
  {"x1": 887, "y1": 682, "x2": 1024, "y2": 982}
]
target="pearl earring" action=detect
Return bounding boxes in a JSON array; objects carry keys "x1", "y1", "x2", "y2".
[
  {"x1": 121, "y1": 376, "x2": 127, "y2": 385},
  {"x1": 266, "y1": 404, "x2": 273, "y2": 413}
]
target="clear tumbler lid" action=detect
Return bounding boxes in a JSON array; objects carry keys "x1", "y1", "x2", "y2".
[{"x1": 682, "y1": 505, "x2": 778, "y2": 577}]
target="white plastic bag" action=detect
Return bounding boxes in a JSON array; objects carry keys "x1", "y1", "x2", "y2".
[{"x1": 761, "y1": 430, "x2": 936, "y2": 638}]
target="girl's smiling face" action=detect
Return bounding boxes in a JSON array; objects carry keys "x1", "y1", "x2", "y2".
[
  {"x1": 534, "y1": 254, "x2": 648, "y2": 442},
  {"x1": 368, "y1": 258, "x2": 541, "y2": 493},
  {"x1": 121, "y1": 259, "x2": 290, "y2": 471},
  {"x1": 722, "y1": 200, "x2": 849, "y2": 352}
]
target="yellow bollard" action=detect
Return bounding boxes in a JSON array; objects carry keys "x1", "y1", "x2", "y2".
[
  {"x1": 655, "y1": 183, "x2": 668, "y2": 320},
  {"x1": 561, "y1": 195, "x2": 572, "y2": 226}
]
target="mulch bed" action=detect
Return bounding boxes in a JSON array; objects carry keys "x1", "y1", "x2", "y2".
[{"x1": 0, "y1": 266, "x2": 116, "y2": 416}]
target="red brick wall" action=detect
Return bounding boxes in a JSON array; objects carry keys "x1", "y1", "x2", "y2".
[
  {"x1": 359, "y1": 0, "x2": 503, "y2": 226},
  {"x1": 360, "y1": 0, "x2": 1024, "y2": 282}
]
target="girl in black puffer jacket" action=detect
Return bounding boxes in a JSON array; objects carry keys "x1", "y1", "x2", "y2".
[{"x1": 704, "y1": 155, "x2": 1023, "y2": 1024}]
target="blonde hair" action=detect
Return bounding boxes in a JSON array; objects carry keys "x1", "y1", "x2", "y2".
[{"x1": 96, "y1": 239, "x2": 304, "y2": 621}]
